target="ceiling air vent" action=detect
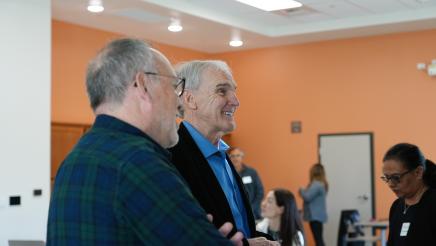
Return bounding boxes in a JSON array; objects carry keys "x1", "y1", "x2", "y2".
[{"x1": 272, "y1": 5, "x2": 317, "y2": 18}]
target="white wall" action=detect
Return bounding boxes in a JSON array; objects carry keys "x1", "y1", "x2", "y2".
[{"x1": 0, "y1": 0, "x2": 51, "y2": 245}]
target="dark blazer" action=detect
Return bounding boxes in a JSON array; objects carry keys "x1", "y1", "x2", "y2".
[
  {"x1": 239, "y1": 165, "x2": 264, "y2": 220},
  {"x1": 169, "y1": 123, "x2": 270, "y2": 243}
]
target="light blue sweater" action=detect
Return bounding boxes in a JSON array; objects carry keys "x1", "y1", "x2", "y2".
[{"x1": 299, "y1": 180, "x2": 327, "y2": 223}]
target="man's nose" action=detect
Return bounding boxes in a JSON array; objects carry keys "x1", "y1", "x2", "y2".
[{"x1": 228, "y1": 91, "x2": 240, "y2": 106}]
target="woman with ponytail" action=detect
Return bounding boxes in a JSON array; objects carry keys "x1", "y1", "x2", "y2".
[{"x1": 382, "y1": 143, "x2": 436, "y2": 245}]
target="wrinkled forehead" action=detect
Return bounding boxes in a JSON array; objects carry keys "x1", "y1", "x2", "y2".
[{"x1": 201, "y1": 67, "x2": 236, "y2": 89}]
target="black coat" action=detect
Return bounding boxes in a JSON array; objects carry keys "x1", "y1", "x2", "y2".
[
  {"x1": 169, "y1": 123, "x2": 270, "y2": 244},
  {"x1": 239, "y1": 165, "x2": 264, "y2": 220}
]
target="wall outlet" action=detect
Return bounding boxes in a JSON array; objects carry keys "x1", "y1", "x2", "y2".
[
  {"x1": 33, "y1": 189, "x2": 42, "y2": 196},
  {"x1": 9, "y1": 196, "x2": 21, "y2": 206},
  {"x1": 291, "y1": 121, "x2": 302, "y2": 133}
]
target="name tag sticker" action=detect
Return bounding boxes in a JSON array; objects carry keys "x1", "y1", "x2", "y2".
[
  {"x1": 400, "y1": 222, "x2": 410, "y2": 237},
  {"x1": 242, "y1": 176, "x2": 253, "y2": 184}
]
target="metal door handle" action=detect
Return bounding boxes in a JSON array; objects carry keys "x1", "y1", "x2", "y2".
[{"x1": 358, "y1": 195, "x2": 369, "y2": 201}]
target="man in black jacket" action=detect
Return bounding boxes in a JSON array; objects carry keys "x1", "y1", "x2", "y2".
[{"x1": 169, "y1": 60, "x2": 277, "y2": 246}]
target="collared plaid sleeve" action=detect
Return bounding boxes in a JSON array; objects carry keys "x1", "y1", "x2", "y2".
[{"x1": 114, "y1": 150, "x2": 233, "y2": 246}]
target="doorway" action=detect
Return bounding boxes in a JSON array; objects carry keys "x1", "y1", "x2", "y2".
[{"x1": 318, "y1": 133, "x2": 375, "y2": 246}]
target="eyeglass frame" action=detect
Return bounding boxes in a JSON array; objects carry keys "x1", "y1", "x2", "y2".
[
  {"x1": 144, "y1": 72, "x2": 186, "y2": 97},
  {"x1": 380, "y1": 168, "x2": 416, "y2": 184}
]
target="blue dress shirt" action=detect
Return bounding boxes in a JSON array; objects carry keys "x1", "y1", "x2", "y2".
[{"x1": 183, "y1": 121, "x2": 251, "y2": 237}]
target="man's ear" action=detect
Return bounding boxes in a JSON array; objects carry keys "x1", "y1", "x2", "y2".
[
  {"x1": 132, "y1": 72, "x2": 154, "y2": 108},
  {"x1": 183, "y1": 90, "x2": 197, "y2": 110},
  {"x1": 134, "y1": 72, "x2": 148, "y2": 92}
]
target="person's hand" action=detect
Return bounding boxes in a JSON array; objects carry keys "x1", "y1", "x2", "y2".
[
  {"x1": 219, "y1": 222, "x2": 243, "y2": 246},
  {"x1": 207, "y1": 214, "x2": 243, "y2": 246},
  {"x1": 247, "y1": 237, "x2": 280, "y2": 246}
]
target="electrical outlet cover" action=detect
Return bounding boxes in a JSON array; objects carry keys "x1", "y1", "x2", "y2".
[{"x1": 9, "y1": 196, "x2": 21, "y2": 206}]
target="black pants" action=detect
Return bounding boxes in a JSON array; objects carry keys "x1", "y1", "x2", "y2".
[{"x1": 310, "y1": 221, "x2": 325, "y2": 246}]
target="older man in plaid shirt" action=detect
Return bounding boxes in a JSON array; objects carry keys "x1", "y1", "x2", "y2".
[{"x1": 46, "y1": 39, "x2": 243, "y2": 245}]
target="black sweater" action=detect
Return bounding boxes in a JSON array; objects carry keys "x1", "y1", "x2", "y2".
[{"x1": 388, "y1": 188, "x2": 436, "y2": 245}]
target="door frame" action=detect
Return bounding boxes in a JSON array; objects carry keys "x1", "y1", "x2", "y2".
[{"x1": 317, "y1": 132, "x2": 376, "y2": 219}]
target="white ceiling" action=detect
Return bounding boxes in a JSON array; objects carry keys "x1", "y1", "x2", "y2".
[{"x1": 52, "y1": 0, "x2": 436, "y2": 53}]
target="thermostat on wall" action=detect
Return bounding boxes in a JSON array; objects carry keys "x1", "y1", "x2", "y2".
[{"x1": 291, "y1": 121, "x2": 302, "y2": 133}]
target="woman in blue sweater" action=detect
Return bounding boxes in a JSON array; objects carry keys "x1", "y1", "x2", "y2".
[{"x1": 299, "y1": 163, "x2": 328, "y2": 246}]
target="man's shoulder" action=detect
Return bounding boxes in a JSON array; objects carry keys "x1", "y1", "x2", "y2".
[
  {"x1": 169, "y1": 123, "x2": 200, "y2": 159},
  {"x1": 87, "y1": 126, "x2": 154, "y2": 147},
  {"x1": 241, "y1": 165, "x2": 258, "y2": 175},
  {"x1": 63, "y1": 128, "x2": 169, "y2": 173},
  {"x1": 170, "y1": 122, "x2": 191, "y2": 146}
]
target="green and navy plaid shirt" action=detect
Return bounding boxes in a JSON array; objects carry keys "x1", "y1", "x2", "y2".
[{"x1": 47, "y1": 114, "x2": 232, "y2": 245}]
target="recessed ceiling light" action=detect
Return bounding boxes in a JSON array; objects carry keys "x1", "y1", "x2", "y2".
[
  {"x1": 229, "y1": 40, "x2": 243, "y2": 47},
  {"x1": 87, "y1": 0, "x2": 104, "y2": 13},
  {"x1": 168, "y1": 24, "x2": 183, "y2": 32},
  {"x1": 235, "y1": 0, "x2": 302, "y2": 11},
  {"x1": 168, "y1": 19, "x2": 183, "y2": 32}
]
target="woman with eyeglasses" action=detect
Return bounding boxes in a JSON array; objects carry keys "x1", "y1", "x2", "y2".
[{"x1": 382, "y1": 143, "x2": 436, "y2": 245}]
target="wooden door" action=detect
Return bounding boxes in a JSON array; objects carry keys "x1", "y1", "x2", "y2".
[{"x1": 51, "y1": 124, "x2": 88, "y2": 188}]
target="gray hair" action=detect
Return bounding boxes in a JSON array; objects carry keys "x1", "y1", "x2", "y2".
[
  {"x1": 175, "y1": 60, "x2": 234, "y2": 90},
  {"x1": 86, "y1": 38, "x2": 156, "y2": 110}
]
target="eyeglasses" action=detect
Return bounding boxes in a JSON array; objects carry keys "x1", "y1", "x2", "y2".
[
  {"x1": 144, "y1": 72, "x2": 186, "y2": 97},
  {"x1": 380, "y1": 169, "x2": 415, "y2": 184}
]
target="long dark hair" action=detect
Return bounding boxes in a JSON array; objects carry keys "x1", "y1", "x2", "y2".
[
  {"x1": 273, "y1": 189, "x2": 305, "y2": 246},
  {"x1": 383, "y1": 143, "x2": 436, "y2": 188}
]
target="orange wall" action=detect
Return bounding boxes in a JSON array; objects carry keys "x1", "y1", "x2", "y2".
[
  {"x1": 52, "y1": 20, "x2": 436, "y2": 243},
  {"x1": 52, "y1": 20, "x2": 207, "y2": 124},
  {"x1": 209, "y1": 29, "x2": 436, "y2": 221}
]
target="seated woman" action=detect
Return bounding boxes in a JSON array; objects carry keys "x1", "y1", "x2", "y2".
[{"x1": 257, "y1": 188, "x2": 305, "y2": 246}]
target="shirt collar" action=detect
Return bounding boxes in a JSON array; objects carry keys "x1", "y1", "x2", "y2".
[
  {"x1": 93, "y1": 114, "x2": 171, "y2": 158},
  {"x1": 182, "y1": 121, "x2": 229, "y2": 158}
]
